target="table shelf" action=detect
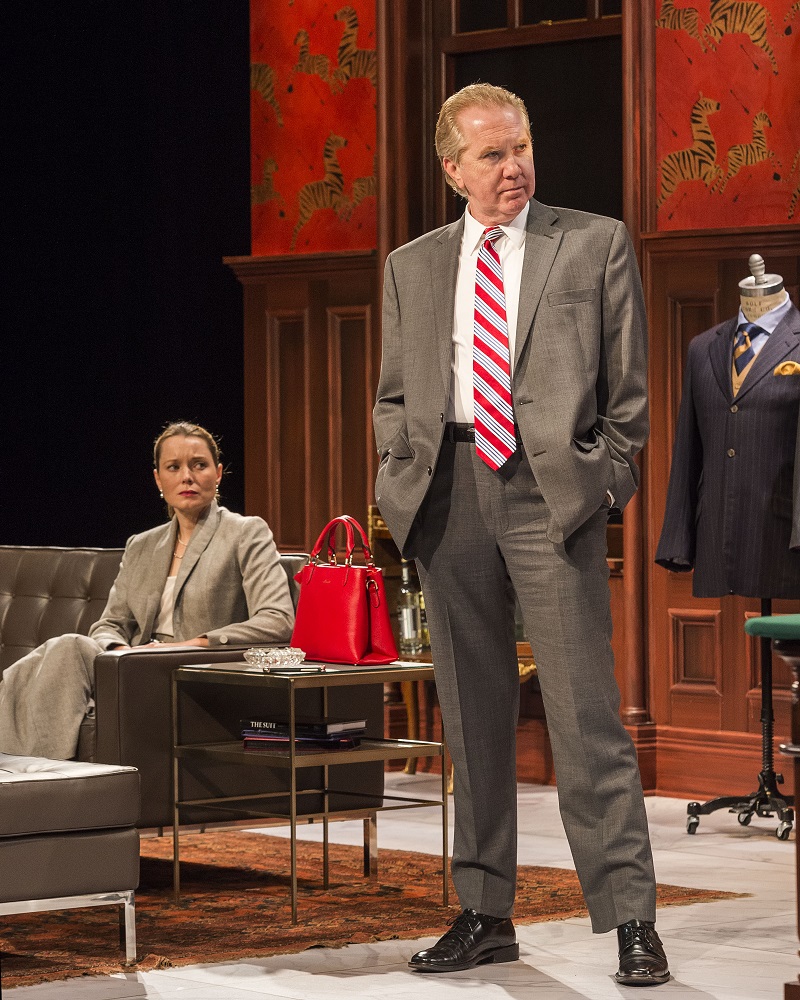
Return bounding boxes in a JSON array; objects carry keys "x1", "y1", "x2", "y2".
[
  {"x1": 171, "y1": 661, "x2": 448, "y2": 924},
  {"x1": 176, "y1": 737, "x2": 444, "y2": 769}
]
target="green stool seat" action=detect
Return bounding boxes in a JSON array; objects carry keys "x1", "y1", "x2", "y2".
[{"x1": 745, "y1": 615, "x2": 800, "y2": 641}]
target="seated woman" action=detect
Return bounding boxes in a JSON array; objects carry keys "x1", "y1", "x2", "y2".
[{"x1": 0, "y1": 421, "x2": 295, "y2": 759}]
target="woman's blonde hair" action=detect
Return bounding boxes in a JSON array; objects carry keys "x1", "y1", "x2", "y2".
[{"x1": 435, "y1": 83, "x2": 531, "y2": 194}]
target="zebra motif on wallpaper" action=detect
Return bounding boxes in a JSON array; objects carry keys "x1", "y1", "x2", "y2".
[
  {"x1": 349, "y1": 153, "x2": 377, "y2": 211},
  {"x1": 333, "y1": 6, "x2": 377, "y2": 89},
  {"x1": 291, "y1": 134, "x2": 349, "y2": 250},
  {"x1": 250, "y1": 63, "x2": 284, "y2": 127},
  {"x1": 703, "y1": 0, "x2": 778, "y2": 74},
  {"x1": 292, "y1": 29, "x2": 341, "y2": 92},
  {"x1": 714, "y1": 110, "x2": 775, "y2": 193},
  {"x1": 658, "y1": 95, "x2": 724, "y2": 207},
  {"x1": 251, "y1": 159, "x2": 283, "y2": 207},
  {"x1": 655, "y1": 0, "x2": 705, "y2": 50},
  {"x1": 789, "y1": 151, "x2": 800, "y2": 219}
]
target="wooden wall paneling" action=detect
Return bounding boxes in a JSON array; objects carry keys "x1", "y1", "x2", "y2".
[
  {"x1": 306, "y1": 284, "x2": 332, "y2": 548},
  {"x1": 655, "y1": 726, "x2": 787, "y2": 799},
  {"x1": 667, "y1": 607, "x2": 723, "y2": 730},
  {"x1": 270, "y1": 309, "x2": 309, "y2": 550},
  {"x1": 327, "y1": 305, "x2": 374, "y2": 522},
  {"x1": 226, "y1": 252, "x2": 378, "y2": 553}
]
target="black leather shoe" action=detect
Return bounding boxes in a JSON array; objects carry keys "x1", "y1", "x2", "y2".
[
  {"x1": 409, "y1": 909, "x2": 519, "y2": 973},
  {"x1": 615, "y1": 920, "x2": 670, "y2": 986}
]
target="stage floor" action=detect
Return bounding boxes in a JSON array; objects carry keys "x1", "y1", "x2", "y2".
[{"x1": 6, "y1": 772, "x2": 795, "y2": 1000}]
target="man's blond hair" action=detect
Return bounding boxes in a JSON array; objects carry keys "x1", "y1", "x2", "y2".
[{"x1": 435, "y1": 83, "x2": 531, "y2": 194}]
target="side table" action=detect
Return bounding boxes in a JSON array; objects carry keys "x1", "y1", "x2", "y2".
[{"x1": 171, "y1": 661, "x2": 448, "y2": 923}]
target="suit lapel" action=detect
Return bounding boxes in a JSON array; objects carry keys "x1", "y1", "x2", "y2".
[
  {"x1": 514, "y1": 200, "x2": 562, "y2": 370},
  {"x1": 734, "y1": 306, "x2": 800, "y2": 401},
  {"x1": 432, "y1": 217, "x2": 465, "y2": 395},
  {"x1": 174, "y1": 501, "x2": 219, "y2": 601},
  {"x1": 708, "y1": 318, "x2": 736, "y2": 404}
]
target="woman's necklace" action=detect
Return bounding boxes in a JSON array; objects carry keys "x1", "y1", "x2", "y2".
[{"x1": 173, "y1": 534, "x2": 192, "y2": 560}]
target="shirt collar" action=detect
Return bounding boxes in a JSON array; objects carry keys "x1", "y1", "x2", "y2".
[
  {"x1": 736, "y1": 290, "x2": 791, "y2": 335},
  {"x1": 463, "y1": 202, "x2": 529, "y2": 254}
]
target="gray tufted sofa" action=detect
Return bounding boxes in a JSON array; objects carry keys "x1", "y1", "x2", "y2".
[{"x1": 0, "y1": 545, "x2": 385, "y2": 830}]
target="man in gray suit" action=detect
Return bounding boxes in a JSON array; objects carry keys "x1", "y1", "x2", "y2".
[{"x1": 373, "y1": 84, "x2": 668, "y2": 986}]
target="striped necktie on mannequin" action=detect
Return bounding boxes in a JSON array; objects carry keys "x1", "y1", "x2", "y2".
[
  {"x1": 473, "y1": 227, "x2": 515, "y2": 470},
  {"x1": 733, "y1": 321, "x2": 767, "y2": 375}
]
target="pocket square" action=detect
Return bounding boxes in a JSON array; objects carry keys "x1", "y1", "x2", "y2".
[{"x1": 774, "y1": 361, "x2": 800, "y2": 376}]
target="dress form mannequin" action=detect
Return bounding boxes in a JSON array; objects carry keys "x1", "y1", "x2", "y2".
[
  {"x1": 657, "y1": 253, "x2": 799, "y2": 837},
  {"x1": 739, "y1": 253, "x2": 786, "y2": 322},
  {"x1": 691, "y1": 256, "x2": 794, "y2": 838}
]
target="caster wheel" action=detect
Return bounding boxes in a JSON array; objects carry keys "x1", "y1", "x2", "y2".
[
  {"x1": 737, "y1": 812, "x2": 752, "y2": 827},
  {"x1": 686, "y1": 816, "x2": 699, "y2": 835},
  {"x1": 777, "y1": 822, "x2": 792, "y2": 841}
]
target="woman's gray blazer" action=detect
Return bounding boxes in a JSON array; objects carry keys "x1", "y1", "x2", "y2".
[{"x1": 89, "y1": 502, "x2": 294, "y2": 648}]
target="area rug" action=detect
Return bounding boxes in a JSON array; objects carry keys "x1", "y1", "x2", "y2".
[{"x1": 1, "y1": 831, "x2": 743, "y2": 988}]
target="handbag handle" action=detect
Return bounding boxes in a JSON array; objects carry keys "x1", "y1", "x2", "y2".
[
  {"x1": 310, "y1": 516, "x2": 356, "y2": 564},
  {"x1": 337, "y1": 515, "x2": 377, "y2": 564},
  {"x1": 309, "y1": 514, "x2": 376, "y2": 567}
]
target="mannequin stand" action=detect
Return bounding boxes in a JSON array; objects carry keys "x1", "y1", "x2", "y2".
[{"x1": 686, "y1": 599, "x2": 795, "y2": 839}]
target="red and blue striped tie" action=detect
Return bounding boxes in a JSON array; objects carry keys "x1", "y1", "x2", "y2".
[{"x1": 474, "y1": 227, "x2": 515, "y2": 470}]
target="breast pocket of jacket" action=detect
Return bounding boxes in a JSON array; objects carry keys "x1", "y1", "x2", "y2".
[{"x1": 546, "y1": 287, "x2": 599, "y2": 373}]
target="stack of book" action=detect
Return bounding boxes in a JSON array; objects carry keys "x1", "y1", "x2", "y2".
[{"x1": 240, "y1": 716, "x2": 367, "y2": 751}]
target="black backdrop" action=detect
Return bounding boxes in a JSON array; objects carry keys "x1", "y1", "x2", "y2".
[{"x1": 3, "y1": 2, "x2": 251, "y2": 546}]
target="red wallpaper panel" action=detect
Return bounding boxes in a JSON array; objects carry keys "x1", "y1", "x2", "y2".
[
  {"x1": 655, "y1": 1, "x2": 800, "y2": 230},
  {"x1": 250, "y1": 0, "x2": 377, "y2": 255}
]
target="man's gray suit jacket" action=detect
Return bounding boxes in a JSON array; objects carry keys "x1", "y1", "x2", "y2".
[
  {"x1": 89, "y1": 501, "x2": 295, "y2": 648},
  {"x1": 656, "y1": 303, "x2": 800, "y2": 598},
  {"x1": 373, "y1": 198, "x2": 649, "y2": 552}
]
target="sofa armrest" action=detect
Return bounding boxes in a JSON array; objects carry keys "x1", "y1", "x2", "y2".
[{"x1": 93, "y1": 645, "x2": 261, "y2": 827}]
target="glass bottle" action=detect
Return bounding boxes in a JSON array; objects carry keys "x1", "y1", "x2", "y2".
[
  {"x1": 398, "y1": 559, "x2": 423, "y2": 656},
  {"x1": 419, "y1": 588, "x2": 430, "y2": 649}
]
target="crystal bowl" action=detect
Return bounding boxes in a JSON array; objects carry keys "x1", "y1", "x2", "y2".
[
  {"x1": 242, "y1": 648, "x2": 271, "y2": 667},
  {"x1": 244, "y1": 647, "x2": 307, "y2": 669}
]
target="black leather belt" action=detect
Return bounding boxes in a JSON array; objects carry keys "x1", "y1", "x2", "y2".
[{"x1": 444, "y1": 422, "x2": 475, "y2": 443}]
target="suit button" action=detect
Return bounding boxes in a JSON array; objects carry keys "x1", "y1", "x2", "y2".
[
  {"x1": 730, "y1": 404, "x2": 738, "y2": 413},
  {"x1": 440, "y1": 412, "x2": 444, "y2": 422},
  {"x1": 219, "y1": 635, "x2": 229, "y2": 644},
  {"x1": 427, "y1": 466, "x2": 432, "y2": 476},
  {"x1": 727, "y1": 448, "x2": 735, "y2": 457}
]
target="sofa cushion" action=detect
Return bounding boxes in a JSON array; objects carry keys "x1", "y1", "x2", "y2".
[
  {"x1": 0, "y1": 827, "x2": 140, "y2": 903},
  {"x1": 0, "y1": 546, "x2": 122, "y2": 673},
  {"x1": 0, "y1": 754, "x2": 139, "y2": 836}
]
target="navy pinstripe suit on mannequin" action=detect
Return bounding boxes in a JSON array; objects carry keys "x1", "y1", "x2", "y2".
[{"x1": 657, "y1": 301, "x2": 800, "y2": 598}]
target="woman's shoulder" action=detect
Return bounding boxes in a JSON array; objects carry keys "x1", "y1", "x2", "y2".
[
  {"x1": 216, "y1": 505, "x2": 272, "y2": 538},
  {"x1": 124, "y1": 520, "x2": 172, "y2": 550}
]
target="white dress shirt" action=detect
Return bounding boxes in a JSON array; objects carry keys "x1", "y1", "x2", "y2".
[
  {"x1": 152, "y1": 575, "x2": 177, "y2": 638},
  {"x1": 448, "y1": 203, "x2": 529, "y2": 423}
]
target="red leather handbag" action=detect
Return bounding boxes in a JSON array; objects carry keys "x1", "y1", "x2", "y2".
[{"x1": 291, "y1": 515, "x2": 399, "y2": 665}]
